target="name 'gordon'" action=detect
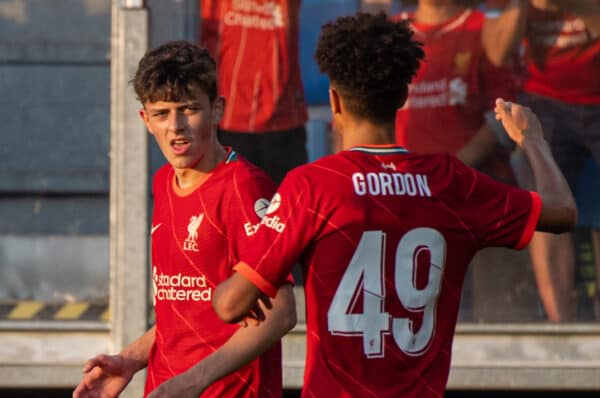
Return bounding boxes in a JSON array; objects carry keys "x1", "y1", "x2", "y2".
[{"x1": 352, "y1": 172, "x2": 431, "y2": 197}]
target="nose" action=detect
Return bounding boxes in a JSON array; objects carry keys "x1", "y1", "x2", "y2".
[{"x1": 167, "y1": 111, "x2": 185, "y2": 132}]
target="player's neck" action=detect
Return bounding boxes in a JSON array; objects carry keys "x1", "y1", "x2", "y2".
[
  {"x1": 415, "y1": 2, "x2": 465, "y2": 25},
  {"x1": 173, "y1": 144, "x2": 226, "y2": 190},
  {"x1": 342, "y1": 122, "x2": 396, "y2": 150}
]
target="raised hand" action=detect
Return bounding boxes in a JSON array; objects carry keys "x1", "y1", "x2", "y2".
[{"x1": 494, "y1": 98, "x2": 544, "y2": 147}]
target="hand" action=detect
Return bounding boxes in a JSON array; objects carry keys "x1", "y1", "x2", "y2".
[
  {"x1": 494, "y1": 98, "x2": 544, "y2": 147},
  {"x1": 238, "y1": 294, "x2": 273, "y2": 327},
  {"x1": 72, "y1": 354, "x2": 137, "y2": 398},
  {"x1": 147, "y1": 372, "x2": 202, "y2": 398}
]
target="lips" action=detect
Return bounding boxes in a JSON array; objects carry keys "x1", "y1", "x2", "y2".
[{"x1": 170, "y1": 137, "x2": 191, "y2": 155}]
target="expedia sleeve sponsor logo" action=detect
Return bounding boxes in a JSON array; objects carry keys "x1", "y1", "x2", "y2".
[
  {"x1": 260, "y1": 193, "x2": 286, "y2": 232},
  {"x1": 152, "y1": 266, "x2": 212, "y2": 302},
  {"x1": 244, "y1": 221, "x2": 260, "y2": 236},
  {"x1": 243, "y1": 193, "x2": 287, "y2": 235},
  {"x1": 260, "y1": 214, "x2": 286, "y2": 232},
  {"x1": 254, "y1": 198, "x2": 270, "y2": 218},
  {"x1": 265, "y1": 193, "x2": 281, "y2": 214},
  {"x1": 245, "y1": 198, "x2": 270, "y2": 236}
]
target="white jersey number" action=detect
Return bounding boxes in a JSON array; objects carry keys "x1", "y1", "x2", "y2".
[{"x1": 327, "y1": 228, "x2": 446, "y2": 358}]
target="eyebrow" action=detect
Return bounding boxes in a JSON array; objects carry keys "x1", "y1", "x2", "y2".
[{"x1": 148, "y1": 101, "x2": 201, "y2": 112}]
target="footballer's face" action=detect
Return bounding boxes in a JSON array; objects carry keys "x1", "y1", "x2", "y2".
[{"x1": 140, "y1": 88, "x2": 224, "y2": 172}]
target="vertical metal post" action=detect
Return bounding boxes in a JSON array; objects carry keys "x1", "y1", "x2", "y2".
[{"x1": 110, "y1": 1, "x2": 149, "y2": 397}]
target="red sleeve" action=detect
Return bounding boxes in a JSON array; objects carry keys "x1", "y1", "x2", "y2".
[
  {"x1": 226, "y1": 162, "x2": 277, "y2": 263},
  {"x1": 515, "y1": 192, "x2": 542, "y2": 250},
  {"x1": 445, "y1": 156, "x2": 541, "y2": 250},
  {"x1": 234, "y1": 261, "x2": 279, "y2": 298},
  {"x1": 238, "y1": 169, "x2": 320, "y2": 297}
]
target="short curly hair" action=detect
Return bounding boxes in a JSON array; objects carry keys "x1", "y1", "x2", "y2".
[
  {"x1": 133, "y1": 40, "x2": 218, "y2": 105},
  {"x1": 315, "y1": 12, "x2": 424, "y2": 124}
]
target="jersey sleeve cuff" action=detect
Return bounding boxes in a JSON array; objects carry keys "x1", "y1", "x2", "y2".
[
  {"x1": 515, "y1": 191, "x2": 542, "y2": 250},
  {"x1": 234, "y1": 261, "x2": 278, "y2": 298}
]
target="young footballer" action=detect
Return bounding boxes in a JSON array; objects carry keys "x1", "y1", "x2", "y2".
[
  {"x1": 73, "y1": 41, "x2": 296, "y2": 398},
  {"x1": 212, "y1": 13, "x2": 577, "y2": 397}
]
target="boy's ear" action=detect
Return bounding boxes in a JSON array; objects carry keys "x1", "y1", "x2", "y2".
[
  {"x1": 329, "y1": 87, "x2": 341, "y2": 115},
  {"x1": 212, "y1": 96, "x2": 225, "y2": 124}
]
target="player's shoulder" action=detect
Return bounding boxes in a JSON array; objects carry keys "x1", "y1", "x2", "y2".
[
  {"x1": 225, "y1": 150, "x2": 276, "y2": 188},
  {"x1": 424, "y1": 151, "x2": 469, "y2": 175},
  {"x1": 397, "y1": 151, "x2": 466, "y2": 186},
  {"x1": 290, "y1": 151, "x2": 349, "y2": 175},
  {"x1": 304, "y1": 147, "x2": 447, "y2": 167},
  {"x1": 282, "y1": 149, "x2": 391, "y2": 181},
  {"x1": 227, "y1": 150, "x2": 268, "y2": 178},
  {"x1": 281, "y1": 148, "x2": 454, "y2": 179},
  {"x1": 153, "y1": 162, "x2": 172, "y2": 178},
  {"x1": 420, "y1": 151, "x2": 456, "y2": 166},
  {"x1": 272, "y1": 153, "x2": 342, "y2": 190},
  {"x1": 152, "y1": 163, "x2": 173, "y2": 187},
  {"x1": 150, "y1": 163, "x2": 174, "y2": 200}
]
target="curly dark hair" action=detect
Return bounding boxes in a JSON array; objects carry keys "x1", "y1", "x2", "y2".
[
  {"x1": 133, "y1": 40, "x2": 217, "y2": 104},
  {"x1": 315, "y1": 12, "x2": 424, "y2": 124}
]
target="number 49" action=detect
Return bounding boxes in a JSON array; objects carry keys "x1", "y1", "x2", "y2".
[{"x1": 327, "y1": 228, "x2": 446, "y2": 358}]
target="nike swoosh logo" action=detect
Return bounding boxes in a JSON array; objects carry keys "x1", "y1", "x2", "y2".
[{"x1": 151, "y1": 223, "x2": 162, "y2": 235}]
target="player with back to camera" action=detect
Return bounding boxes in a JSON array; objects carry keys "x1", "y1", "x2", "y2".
[{"x1": 212, "y1": 12, "x2": 577, "y2": 397}]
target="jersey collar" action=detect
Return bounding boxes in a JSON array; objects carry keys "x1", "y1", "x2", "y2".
[{"x1": 349, "y1": 144, "x2": 409, "y2": 155}]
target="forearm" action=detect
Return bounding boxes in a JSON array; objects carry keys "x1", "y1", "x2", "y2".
[
  {"x1": 188, "y1": 284, "x2": 297, "y2": 392},
  {"x1": 482, "y1": 0, "x2": 528, "y2": 66},
  {"x1": 520, "y1": 136, "x2": 577, "y2": 231},
  {"x1": 213, "y1": 271, "x2": 265, "y2": 323},
  {"x1": 119, "y1": 326, "x2": 155, "y2": 373},
  {"x1": 494, "y1": 98, "x2": 576, "y2": 232}
]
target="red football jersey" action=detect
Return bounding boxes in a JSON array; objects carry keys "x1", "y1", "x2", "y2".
[
  {"x1": 200, "y1": 0, "x2": 308, "y2": 132},
  {"x1": 145, "y1": 149, "x2": 282, "y2": 397},
  {"x1": 522, "y1": 3, "x2": 600, "y2": 104},
  {"x1": 235, "y1": 145, "x2": 541, "y2": 397},
  {"x1": 395, "y1": 9, "x2": 516, "y2": 154}
]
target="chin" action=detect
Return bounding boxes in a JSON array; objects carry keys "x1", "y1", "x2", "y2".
[
  {"x1": 168, "y1": 158, "x2": 192, "y2": 170},
  {"x1": 170, "y1": 156, "x2": 204, "y2": 171}
]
